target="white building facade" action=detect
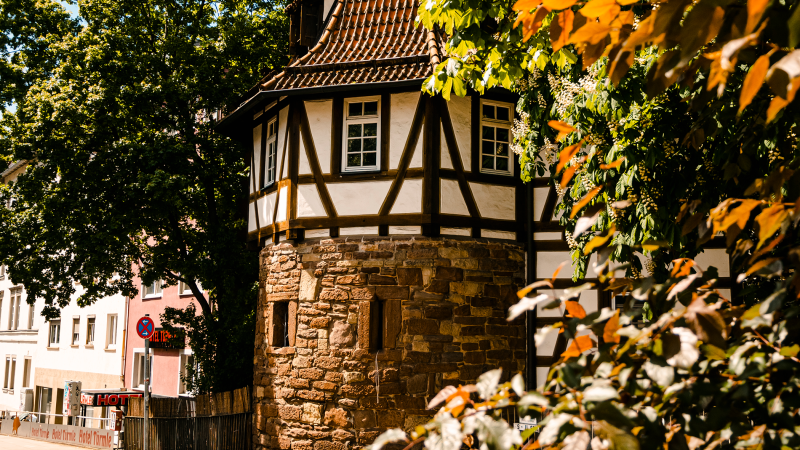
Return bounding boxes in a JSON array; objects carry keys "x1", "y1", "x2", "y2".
[{"x1": 1, "y1": 162, "x2": 128, "y2": 426}]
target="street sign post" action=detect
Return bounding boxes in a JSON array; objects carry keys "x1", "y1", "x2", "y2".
[{"x1": 136, "y1": 315, "x2": 154, "y2": 450}]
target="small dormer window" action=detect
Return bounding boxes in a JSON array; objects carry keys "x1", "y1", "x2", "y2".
[
  {"x1": 343, "y1": 97, "x2": 381, "y2": 172},
  {"x1": 263, "y1": 118, "x2": 277, "y2": 188},
  {"x1": 480, "y1": 100, "x2": 513, "y2": 176}
]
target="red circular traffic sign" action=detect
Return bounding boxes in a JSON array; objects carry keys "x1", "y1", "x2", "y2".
[{"x1": 136, "y1": 316, "x2": 155, "y2": 339}]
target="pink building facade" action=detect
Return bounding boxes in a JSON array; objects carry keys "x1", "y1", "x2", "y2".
[{"x1": 123, "y1": 277, "x2": 201, "y2": 398}]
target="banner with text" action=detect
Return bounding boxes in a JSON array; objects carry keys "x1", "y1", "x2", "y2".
[{"x1": 0, "y1": 419, "x2": 116, "y2": 449}]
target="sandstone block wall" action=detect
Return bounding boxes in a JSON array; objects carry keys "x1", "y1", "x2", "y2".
[{"x1": 253, "y1": 237, "x2": 526, "y2": 450}]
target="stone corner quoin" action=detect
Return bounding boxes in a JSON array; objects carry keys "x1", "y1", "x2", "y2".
[{"x1": 252, "y1": 236, "x2": 527, "y2": 450}]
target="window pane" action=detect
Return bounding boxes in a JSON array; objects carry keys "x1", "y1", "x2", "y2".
[
  {"x1": 363, "y1": 138, "x2": 377, "y2": 151},
  {"x1": 363, "y1": 122, "x2": 378, "y2": 137},
  {"x1": 363, "y1": 152, "x2": 377, "y2": 166},
  {"x1": 364, "y1": 101, "x2": 378, "y2": 116},
  {"x1": 482, "y1": 104, "x2": 495, "y2": 119},
  {"x1": 348, "y1": 124, "x2": 362, "y2": 138},
  {"x1": 482, "y1": 126, "x2": 494, "y2": 140},
  {"x1": 496, "y1": 142, "x2": 509, "y2": 156},
  {"x1": 496, "y1": 128, "x2": 509, "y2": 142},
  {"x1": 347, "y1": 139, "x2": 362, "y2": 153},
  {"x1": 347, "y1": 154, "x2": 361, "y2": 167},
  {"x1": 497, "y1": 107, "x2": 510, "y2": 121},
  {"x1": 481, "y1": 155, "x2": 494, "y2": 169},
  {"x1": 482, "y1": 140, "x2": 495, "y2": 155},
  {"x1": 348, "y1": 102, "x2": 362, "y2": 117},
  {"x1": 496, "y1": 157, "x2": 509, "y2": 171}
]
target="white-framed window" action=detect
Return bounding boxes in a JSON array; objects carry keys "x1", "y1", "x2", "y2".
[
  {"x1": 48, "y1": 320, "x2": 61, "y2": 346},
  {"x1": 343, "y1": 97, "x2": 380, "y2": 172},
  {"x1": 86, "y1": 317, "x2": 95, "y2": 345},
  {"x1": 263, "y1": 118, "x2": 278, "y2": 188},
  {"x1": 27, "y1": 303, "x2": 34, "y2": 329},
  {"x1": 480, "y1": 100, "x2": 513, "y2": 176},
  {"x1": 178, "y1": 280, "x2": 202, "y2": 296},
  {"x1": 178, "y1": 352, "x2": 195, "y2": 396},
  {"x1": 142, "y1": 280, "x2": 163, "y2": 298},
  {"x1": 4, "y1": 356, "x2": 16, "y2": 390},
  {"x1": 72, "y1": 318, "x2": 80, "y2": 345},
  {"x1": 22, "y1": 357, "x2": 31, "y2": 388},
  {"x1": 106, "y1": 314, "x2": 118, "y2": 348},
  {"x1": 8, "y1": 289, "x2": 21, "y2": 330},
  {"x1": 132, "y1": 350, "x2": 153, "y2": 390}
]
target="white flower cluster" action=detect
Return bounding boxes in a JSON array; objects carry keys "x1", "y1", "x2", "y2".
[{"x1": 510, "y1": 111, "x2": 531, "y2": 156}]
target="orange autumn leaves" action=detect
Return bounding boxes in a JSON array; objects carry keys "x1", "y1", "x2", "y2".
[{"x1": 512, "y1": 0, "x2": 800, "y2": 120}]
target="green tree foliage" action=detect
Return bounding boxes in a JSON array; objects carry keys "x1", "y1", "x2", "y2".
[
  {"x1": 363, "y1": 0, "x2": 800, "y2": 449},
  {"x1": 0, "y1": 0, "x2": 288, "y2": 392}
]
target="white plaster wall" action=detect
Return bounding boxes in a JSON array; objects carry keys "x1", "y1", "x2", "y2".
[
  {"x1": 33, "y1": 288, "x2": 126, "y2": 381},
  {"x1": 298, "y1": 132, "x2": 312, "y2": 175},
  {"x1": 535, "y1": 290, "x2": 598, "y2": 317},
  {"x1": 533, "y1": 187, "x2": 549, "y2": 221},
  {"x1": 389, "y1": 226, "x2": 421, "y2": 235},
  {"x1": 440, "y1": 125, "x2": 454, "y2": 169},
  {"x1": 305, "y1": 100, "x2": 332, "y2": 173},
  {"x1": 536, "y1": 326, "x2": 559, "y2": 355},
  {"x1": 409, "y1": 130, "x2": 423, "y2": 168},
  {"x1": 441, "y1": 227, "x2": 471, "y2": 236},
  {"x1": 276, "y1": 186, "x2": 288, "y2": 223},
  {"x1": 440, "y1": 179, "x2": 469, "y2": 216},
  {"x1": 277, "y1": 107, "x2": 289, "y2": 180},
  {"x1": 390, "y1": 179, "x2": 422, "y2": 214},
  {"x1": 0, "y1": 282, "x2": 40, "y2": 411},
  {"x1": 482, "y1": 230, "x2": 515, "y2": 240},
  {"x1": 470, "y1": 183, "x2": 515, "y2": 220},
  {"x1": 448, "y1": 96, "x2": 471, "y2": 171},
  {"x1": 536, "y1": 251, "x2": 572, "y2": 279},
  {"x1": 305, "y1": 229, "x2": 330, "y2": 239},
  {"x1": 390, "y1": 92, "x2": 421, "y2": 169},
  {"x1": 328, "y1": 181, "x2": 392, "y2": 215},
  {"x1": 340, "y1": 227, "x2": 379, "y2": 236},
  {"x1": 261, "y1": 192, "x2": 276, "y2": 226},
  {"x1": 297, "y1": 184, "x2": 327, "y2": 218},
  {"x1": 534, "y1": 232, "x2": 562, "y2": 240},
  {"x1": 693, "y1": 249, "x2": 730, "y2": 277},
  {"x1": 248, "y1": 201, "x2": 257, "y2": 233},
  {"x1": 251, "y1": 125, "x2": 262, "y2": 194}
]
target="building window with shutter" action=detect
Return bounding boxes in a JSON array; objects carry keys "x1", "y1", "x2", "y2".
[
  {"x1": 142, "y1": 280, "x2": 163, "y2": 298},
  {"x1": 8, "y1": 289, "x2": 21, "y2": 330},
  {"x1": 72, "y1": 318, "x2": 81, "y2": 346},
  {"x1": 262, "y1": 118, "x2": 278, "y2": 189},
  {"x1": 86, "y1": 317, "x2": 96, "y2": 346},
  {"x1": 268, "y1": 301, "x2": 296, "y2": 348},
  {"x1": 49, "y1": 320, "x2": 61, "y2": 346},
  {"x1": 106, "y1": 314, "x2": 118, "y2": 349},
  {"x1": 343, "y1": 97, "x2": 381, "y2": 172},
  {"x1": 480, "y1": 100, "x2": 514, "y2": 176}
]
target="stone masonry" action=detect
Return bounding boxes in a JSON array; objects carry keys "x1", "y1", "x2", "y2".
[{"x1": 252, "y1": 236, "x2": 526, "y2": 450}]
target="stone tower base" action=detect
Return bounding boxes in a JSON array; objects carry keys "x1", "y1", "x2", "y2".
[{"x1": 252, "y1": 236, "x2": 526, "y2": 450}]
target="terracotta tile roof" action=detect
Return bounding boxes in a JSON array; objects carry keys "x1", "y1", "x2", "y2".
[{"x1": 262, "y1": 0, "x2": 443, "y2": 92}]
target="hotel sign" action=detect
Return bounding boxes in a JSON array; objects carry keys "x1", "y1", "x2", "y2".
[
  {"x1": 80, "y1": 391, "x2": 142, "y2": 407},
  {"x1": 149, "y1": 327, "x2": 185, "y2": 349}
]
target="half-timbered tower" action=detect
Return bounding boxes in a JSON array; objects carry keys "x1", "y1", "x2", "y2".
[
  {"x1": 216, "y1": 0, "x2": 735, "y2": 449},
  {"x1": 215, "y1": 0, "x2": 529, "y2": 448}
]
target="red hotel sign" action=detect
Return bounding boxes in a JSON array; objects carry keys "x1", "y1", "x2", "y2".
[
  {"x1": 149, "y1": 327, "x2": 185, "y2": 349},
  {"x1": 80, "y1": 392, "x2": 142, "y2": 407}
]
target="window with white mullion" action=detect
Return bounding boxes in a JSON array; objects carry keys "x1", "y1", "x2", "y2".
[
  {"x1": 343, "y1": 98, "x2": 380, "y2": 172},
  {"x1": 263, "y1": 118, "x2": 278, "y2": 188},
  {"x1": 480, "y1": 101, "x2": 514, "y2": 176}
]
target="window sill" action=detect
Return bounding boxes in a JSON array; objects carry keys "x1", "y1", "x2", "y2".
[
  {"x1": 105, "y1": 347, "x2": 117, "y2": 352},
  {"x1": 260, "y1": 182, "x2": 276, "y2": 192},
  {"x1": 71, "y1": 344, "x2": 79, "y2": 348},
  {"x1": 85, "y1": 344, "x2": 94, "y2": 349},
  {"x1": 142, "y1": 295, "x2": 163, "y2": 300},
  {"x1": 47, "y1": 346, "x2": 59, "y2": 350},
  {"x1": 342, "y1": 168, "x2": 380, "y2": 175}
]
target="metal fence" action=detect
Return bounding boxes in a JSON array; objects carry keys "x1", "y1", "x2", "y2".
[
  {"x1": 124, "y1": 414, "x2": 250, "y2": 450},
  {"x1": 123, "y1": 387, "x2": 250, "y2": 450}
]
